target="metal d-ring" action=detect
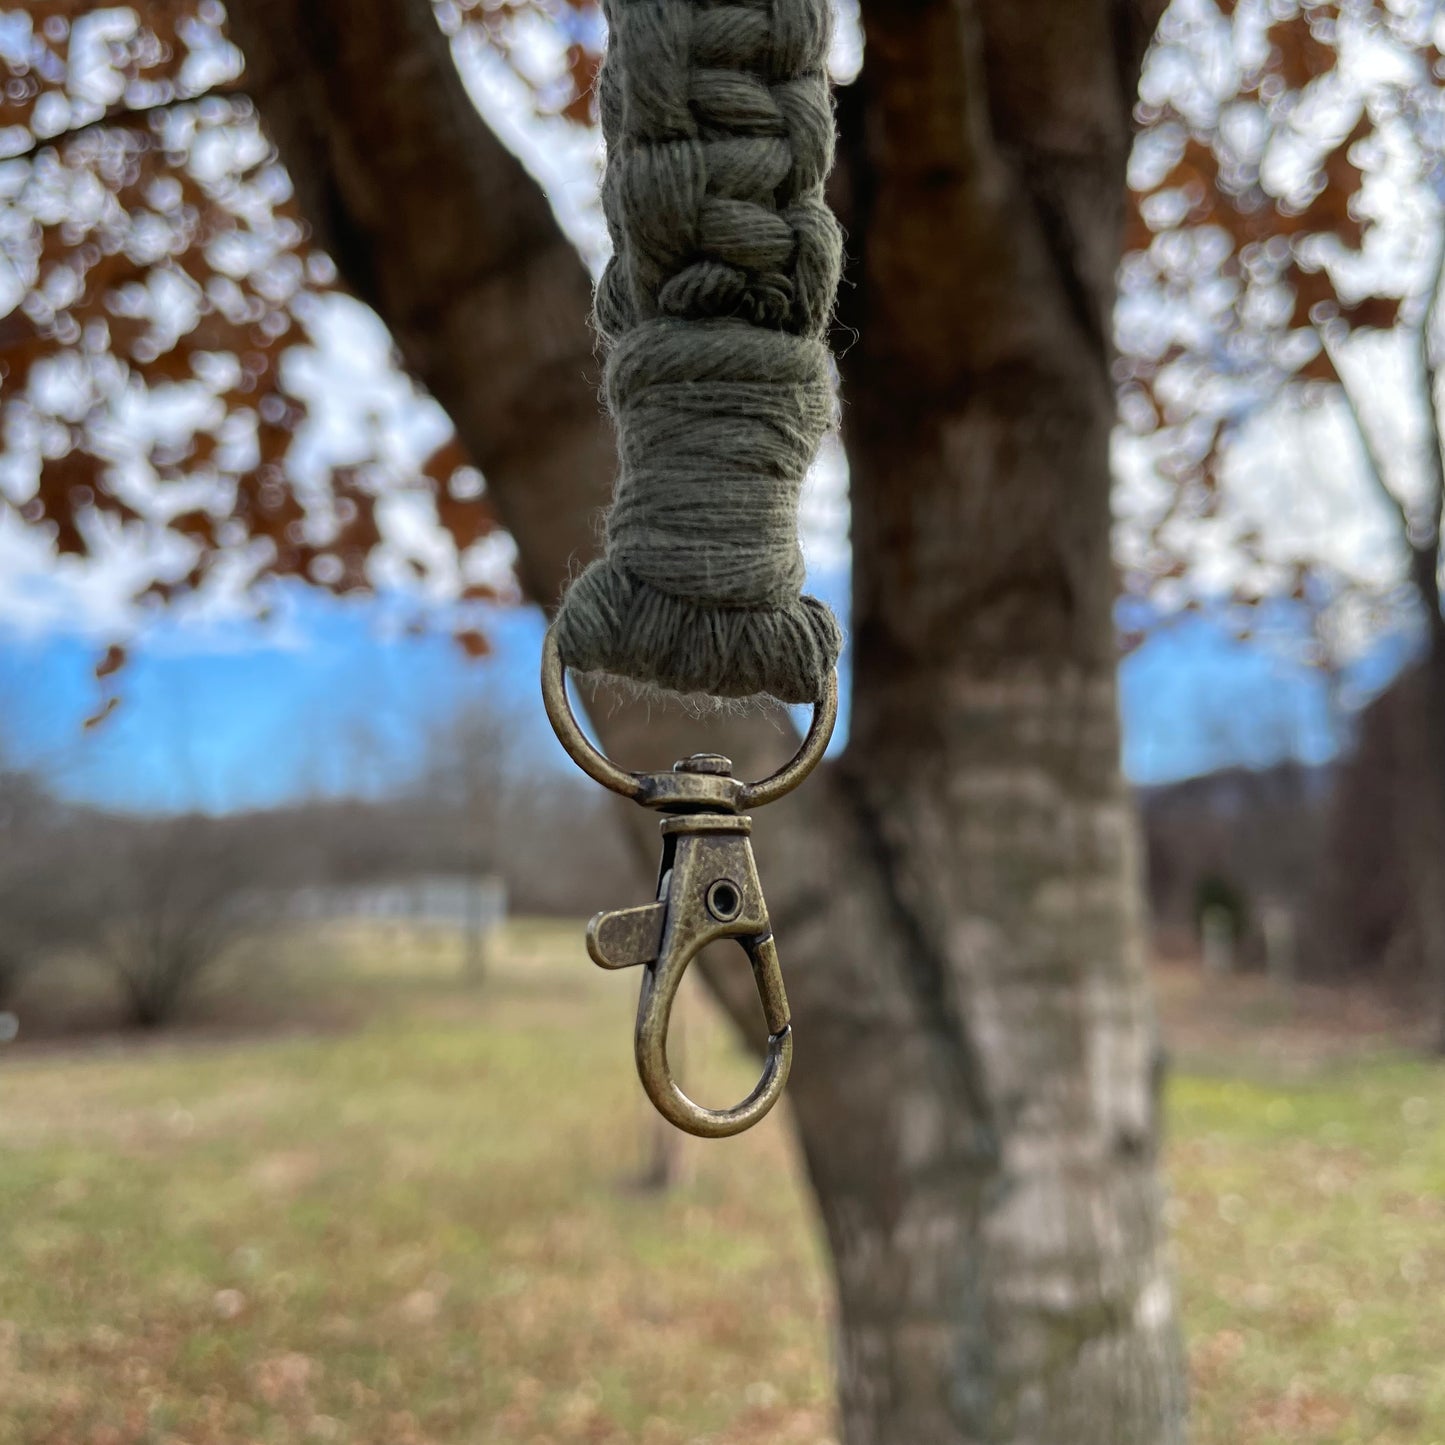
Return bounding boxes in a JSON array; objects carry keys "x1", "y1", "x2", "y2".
[{"x1": 539, "y1": 627, "x2": 837, "y2": 809}]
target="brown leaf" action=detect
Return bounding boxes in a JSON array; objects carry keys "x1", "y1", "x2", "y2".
[
  {"x1": 1270, "y1": 189, "x2": 1362, "y2": 251},
  {"x1": 170, "y1": 510, "x2": 219, "y2": 546},
  {"x1": 95, "y1": 643, "x2": 127, "y2": 679},
  {"x1": 1312, "y1": 117, "x2": 1368, "y2": 249},
  {"x1": 1122, "y1": 201, "x2": 1155, "y2": 254},
  {"x1": 0, "y1": 312, "x2": 53, "y2": 391},
  {"x1": 455, "y1": 628, "x2": 492, "y2": 660},
  {"x1": 83, "y1": 695, "x2": 121, "y2": 731},
  {"x1": 1297, "y1": 347, "x2": 1339, "y2": 383},
  {"x1": 560, "y1": 44, "x2": 601, "y2": 125},
  {"x1": 36, "y1": 449, "x2": 101, "y2": 556},
  {"x1": 1160, "y1": 138, "x2": 1220, "y2": 223},
  {"x1": 436, "y1": 494, "x2": 498, "y2": 550},
  {"x1": 1255, "y1": 117, "x2": 1370, "y2": 250},
  {"x1": 1339, "y1": 294, "x2": 1400, "y2": 331},
  {"x1": 144, "y1": 346, "x2": 200, "y2": 385},
  {"x1": 1266, "y1": 19, "x2": 1338, "y2": 92},
  {"x1": 421, "y1": 436, "x2": 469, "y2": 489},
  {"x1": 4, "y1": 32, "x2": 525, "y2": 623},
  {"x1": 1287, "y1": 263, "x2": 1340, "y2": 329},
  {"x1": 330, "y1": 471, "x2": 383, "y2": 559}
]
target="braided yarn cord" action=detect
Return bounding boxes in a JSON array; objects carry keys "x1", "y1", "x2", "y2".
[{"x1": 552, "y1": 0, "x2": 844, "y2": 704}]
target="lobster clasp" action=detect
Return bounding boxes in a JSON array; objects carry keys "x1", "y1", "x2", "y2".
[
  {"x1": 586, "y1": 759, "x2": 792, "y2": 1139},
  {"x1": 541, "y1": 631, "x2": 836, "y2": 1140}
]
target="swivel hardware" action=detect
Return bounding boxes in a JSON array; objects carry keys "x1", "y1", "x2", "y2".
[{"x1": 540, "y1": 630, "x2": 837, "y2": 1138}]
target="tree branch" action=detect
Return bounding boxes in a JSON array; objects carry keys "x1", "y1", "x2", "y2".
[
  {"x1": 1115, "y1": 0, "x2": 1170, "y2": 118},
  {"x1": 1326, "y1": 337, "x2": 1416, "y2": 548},
  {"x1": 1, "y1": 81, "x2": 244, "y2": 161},
  {"x1": 1315, "y1": 240, "x2": 1445, "y2": 635},
  {"x1": 1416, "y1": 237, "x2": 1445, "y2": 626}
]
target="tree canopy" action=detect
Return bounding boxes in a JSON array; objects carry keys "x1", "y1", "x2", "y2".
[
  {"x1": 1119, "y1": 0, "x2": 1445, "y2": 664},
  {"x1": 0, "y1": 2, "x2": 611, "y2": 647}
]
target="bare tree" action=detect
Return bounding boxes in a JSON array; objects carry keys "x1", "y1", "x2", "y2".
[
  {"x1": 81, "y1": 811, "x2": 277, "y2": 1028},
  {"x1": 418, "y1": 699, "x2": 517, "y2": 976},
  {"x1": 0, "y1": 786, "x2": 279, "y2": 1030}
]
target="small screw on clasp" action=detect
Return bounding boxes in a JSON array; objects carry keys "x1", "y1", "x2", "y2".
[{"x1": 540, "y1": 631, "x2": 837, "y2": 1139}]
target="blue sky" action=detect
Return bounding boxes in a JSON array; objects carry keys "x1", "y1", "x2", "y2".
[
  {"x1": 0, "y1": 598, "x2": 550, "y2": 813},
  {"x1": 0, "y1": 572, "x2": 1397, "y2": 815}
]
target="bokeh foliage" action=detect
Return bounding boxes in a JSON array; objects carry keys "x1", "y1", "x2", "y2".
[
  {"x1": 0, "y1": 2, "x2": 599, "y2": 629},
  {"x1": 1119, "y1": 0, "x2": 1445, "y2": 657}
]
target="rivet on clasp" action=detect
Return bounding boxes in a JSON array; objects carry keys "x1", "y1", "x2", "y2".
[{"x1": 540, "y1": 631, "x2": 837, "y2": 1139}]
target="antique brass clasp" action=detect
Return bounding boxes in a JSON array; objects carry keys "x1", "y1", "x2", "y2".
[
  {"x1": 540, "y1": 630, "x2": 837, "y2": 1139},
  {"x1": 589, "y1": 763, "x2": 792, "y2": 1137}
]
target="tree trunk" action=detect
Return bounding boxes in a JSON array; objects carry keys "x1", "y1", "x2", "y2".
[
  {"x1": 814, "y1": 5, "x2": 1183, "y2": 1433},
  {"x1": 1415, "y1": 595, "x2": 1445, "y2": 1053},
  {"x1": 226, "y1": 1, "x2": 1186, "y2": 1438}
]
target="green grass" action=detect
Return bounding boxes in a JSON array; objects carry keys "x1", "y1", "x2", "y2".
[
  {"x1": 2, "y1": 924, "x2": 1443, "y2": 1444},
  {"x1": 1174, "y1": 1063, "x2": 1445, "y2": 1444}
]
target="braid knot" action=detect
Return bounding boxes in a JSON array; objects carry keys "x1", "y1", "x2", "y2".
[{"x1": 554, "y1": 0, "x2": 843, "y2": 704}]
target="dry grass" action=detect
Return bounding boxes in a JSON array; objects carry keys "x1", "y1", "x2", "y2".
[
  {"x1": 1, "y1": 925, "x2": 1442, "y2": 1444},
  {"x1": 1159, "y1": 963, "x2": 1445, "y2": 1445}
]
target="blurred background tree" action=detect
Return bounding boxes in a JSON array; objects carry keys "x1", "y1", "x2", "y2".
[
  {"x1": 1118, "y1": 0, "x2": 1445, "y2": 1044},
  {"x1": 0, "y1": 1, "x2": 514, "y2": 638}
]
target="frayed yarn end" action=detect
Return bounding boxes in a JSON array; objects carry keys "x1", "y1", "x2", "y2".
[{"x1": 554, "y1": 560, "x2": 840, "y2": 706}]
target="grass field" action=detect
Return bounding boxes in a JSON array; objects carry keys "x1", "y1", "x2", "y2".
[{"x1": 2, "y1": 922, "x2": 1443, "y2": 1445}]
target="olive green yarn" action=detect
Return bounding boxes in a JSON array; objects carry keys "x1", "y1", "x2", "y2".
[{"x1": 553, "y1": 0, "x2": 844, "y2": 705}]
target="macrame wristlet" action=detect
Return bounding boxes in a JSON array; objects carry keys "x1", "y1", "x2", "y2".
[{"x1": 552, "y1": 0, "x2": 844, "y2": 705}]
